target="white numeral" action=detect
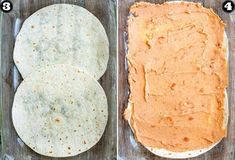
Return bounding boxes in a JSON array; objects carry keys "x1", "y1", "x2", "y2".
[
  {"x1": 2, "y1": 2, "x2": 11, "y2": 11},
  {"x1": 224, "y1": 2, "x2": 232, "y2": 11}
]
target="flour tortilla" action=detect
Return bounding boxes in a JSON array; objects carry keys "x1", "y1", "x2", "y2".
[
  {"x1": 12, "y1": 64, "x2": 108, "y2": 157},
  {"x1": 126, "y1": 1, "x2": 229, "y2": 158},
  {"x1": 13, "y1": 4, "x2": 109, "y2": 80}
]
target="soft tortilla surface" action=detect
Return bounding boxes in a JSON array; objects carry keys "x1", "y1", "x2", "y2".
[
  {"x1": 12, "y1": 64, "x2": 108, "y2": 157},
  {"x1": 14, "y1": 4, "x2": 109, "y2": 79}
]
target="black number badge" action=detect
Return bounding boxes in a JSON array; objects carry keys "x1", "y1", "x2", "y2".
[
  {"x1": 1, "y1": 0, "x2": 13, "y2": 13},
  {"x1": 222, "y1": 0, "x2": 234, "y2": 13}
]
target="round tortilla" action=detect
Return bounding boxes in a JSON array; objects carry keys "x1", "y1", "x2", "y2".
[
  {"x1": 13, "y1": 4, "x2": 109, "y2": 80},
  {"x1": 12, "y1": 64, "x2": 108, "y2": 157},
  {"x1": 126, "y1": 1, "x2": 229, "y2": 158}
]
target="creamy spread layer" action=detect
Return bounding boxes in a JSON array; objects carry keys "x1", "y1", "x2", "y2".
[{"x1": 126, "y1": 2, "x2": 228, "y2": 152}]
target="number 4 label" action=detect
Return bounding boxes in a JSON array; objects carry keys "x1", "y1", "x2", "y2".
[
  {"x1": 1, "y1": 0, "x2": 13, "y2": 13},
  {"x1": 223, "y1": 0, "x2": 234, "y2": 13}
]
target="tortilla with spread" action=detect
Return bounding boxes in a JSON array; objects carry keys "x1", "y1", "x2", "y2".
[{"x1": 125, "y1": 1, "x2": 228, "y2": 158}]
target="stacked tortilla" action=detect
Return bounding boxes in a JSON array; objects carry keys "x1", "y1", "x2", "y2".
[
  {"x1": 12, "y1": 4, "x2": 109, "y2": 157},
  {"x1": 125, "y1": 1, "x2": 228, "y2": 158}
]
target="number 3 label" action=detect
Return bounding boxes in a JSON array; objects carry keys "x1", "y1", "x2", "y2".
[
  {"x1": 223, "y1": 0, "x2": 234, "y2": 13},
  {"x1": 1, "y1": 0, "x2": 13, "y2": 13}
]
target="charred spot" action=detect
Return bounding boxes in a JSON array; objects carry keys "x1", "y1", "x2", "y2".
[{"x1": 55, "y1": 118, "x2": 60, "y2": 123}]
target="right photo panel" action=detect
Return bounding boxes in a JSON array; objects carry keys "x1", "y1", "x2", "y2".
[{"x1": 118, "y1": 0, "x2": 235, "y2": 159}]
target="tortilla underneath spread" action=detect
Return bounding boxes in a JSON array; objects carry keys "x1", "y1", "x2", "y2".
[{"x1": 125, "y1": 2, "x2": 228, "y2": 152}]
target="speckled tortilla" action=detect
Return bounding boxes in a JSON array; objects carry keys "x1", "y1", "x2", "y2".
[
  {"x1": 13, "y1": 4, "x2": 109, "y2": 79},
  {"x1": 12, "y1": 64, "x2": 108, "y2": 157}
]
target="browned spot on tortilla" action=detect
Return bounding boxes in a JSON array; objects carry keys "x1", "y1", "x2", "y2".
[{"x1": 55, "y1": 118, "x2": 60, "y2": 123}]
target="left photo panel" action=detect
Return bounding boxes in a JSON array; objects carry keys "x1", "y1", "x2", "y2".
[{"x1": 0, "y1": 0, "x2": 117, "y2": 159}]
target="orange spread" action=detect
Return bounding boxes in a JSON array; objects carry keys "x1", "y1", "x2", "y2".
[{"x1": 126, "y1": 2, "x2": 228, "y2": 152}]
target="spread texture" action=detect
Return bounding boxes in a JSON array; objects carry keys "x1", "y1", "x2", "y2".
[{"x1": 126, "y1": 2, "x2": 228, "y2": 152}]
